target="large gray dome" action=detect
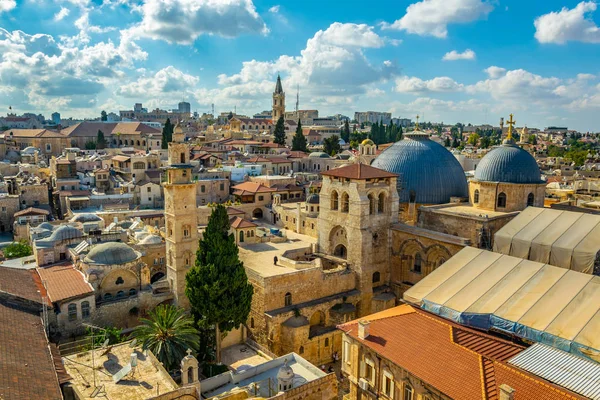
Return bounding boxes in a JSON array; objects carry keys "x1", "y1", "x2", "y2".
[
  {"x1": 84, "y1": 242, "x2": 139, "y2": 265},
  {"x1": 372, "y1": 132, "x2": 468, "y2": 204},
  {"x1": 474, "y1": 143, "x2": 542, "y2": 184}
]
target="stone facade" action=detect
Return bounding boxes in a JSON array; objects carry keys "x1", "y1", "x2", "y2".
[
  {"x1": 469, "y1": 180, "x2": 546, "y2": 213},
  {"x1": 0, "y1": 194, "x2": 21, "y2": 232}
]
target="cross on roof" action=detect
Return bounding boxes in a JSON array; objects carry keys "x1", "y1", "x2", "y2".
[
  {"x1": 186, "y1": 348, "x2": 192, "y2": 356},
  {"x1": 506, "y1": 113, "x2": 515, "y2": 140},
  {"x1": 415, "y1": 115, "x2": 420, "y2": 130}
]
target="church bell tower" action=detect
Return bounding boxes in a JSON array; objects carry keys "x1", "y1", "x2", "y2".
[
  {"x1": 164, "y1": 129, "x2": 197, "y2": 308},
  {"x1": 272, "y1": 75, "x2": 285, "y2": 122}
]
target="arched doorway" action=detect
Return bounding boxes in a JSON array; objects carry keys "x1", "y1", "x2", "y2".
[
  {"x1": 334, "y1": 244, "x2": 347, "y2": 259},
  {"x1": 253, "y1": 208, "x2": 263, "y2": 219},
  {"x1": 151, "y1": 272, "x2": 165, "y2": 283}
]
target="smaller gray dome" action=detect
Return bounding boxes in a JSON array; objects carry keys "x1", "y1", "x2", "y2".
[
  {"x1": 306, "y1": 193, "x2": 320, "y2": 204},
  {"x1": 22, "y1": 146, "x2": 38, "y2": 154},
  {"x1": 308, "y1": 152, "x2": 330, "y2": 159},
  {"x1": 6, "y1": 150, "x2": 20, "y2": 163},
  {"x1": 84, "y1": 242, "x2": 139, "y2": 265},
  {"x1": 47, "y1": 225, "x2": 83, "y2": 241},
  {"x1": 277, "y1": 360, "x2": 294, "y2": 381},
  {"x1": 474, "y1": 143, "x2": 543, "y2": 184},
  {"x1": 38, "y1": 222, "x2": 54, "y2": 231},
  {"x1": 70, "y1": 213, "x2": 103, "y2": 223}
]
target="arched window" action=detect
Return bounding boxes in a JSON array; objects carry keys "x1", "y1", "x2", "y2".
[
  {"x1": 341, "y1": 192, "x2": 349, "y2": 213},
  {"x1": 104, "y1": 293, "x2": 112, "y2": 301},
  {"x1": 116, "y1": 290, "x2": 125, "y2": 298},
  {"x1": 474, "y1": 189, "x2": 480, "y2": 204},
  {"x1": 325, "y1": 338, "x2": 329, "y2": 347},
  {"x1": 413, "y1": 253, "x2": 422, "y2": 274},
  {"x1": 115, "y1": 277, "x2": 124, "y2": 285},
  {"x1": 183, "y1": 225, "x2": 190, "y2": 238},
  {"x1": 68, "y1": 303, "x2": 77, "y2": 321},
  {"x1": 372, "y1": 271, "x2": 380, "y2": 283},
  {"x1": 250, "y1": 317, "x2": 255, "y2": 328},
  {"x1": 334, "y1": 244, "x2": 347, "y2": 259},
  {"x1": 180, "y1": 152, "x2": 185, "y2": 163},
  {"x1": 239, "y1": 230, "x2": 244, "y2": 243},
  {"x1": 404, "y1": 384, "x2": 414, "y2": 400},
  {"x1": 81, "y1": 301, "x2": 90, "y2": 318},
  {"x1": 527, "y1": 192, "x2": 534, "y2": 207},
  {"x1": 284, "y1": 292, "x2": 292, "y2": 307},
  {"x1": 368, "y1": 194, "x2": 375, "y2": 214},
  {"x1": 497, "y1": 192, "x2": 507, "y2": 208},
  {"x1": 331, "y1": 190, "x2": 338, "y2": 210},
  {"x1": 378, "y1": 193, "x2": 385, "y2": 213},
  {"x1": 187, "y1": 367, "x2": 194, "y2": 384},
  {"x1": 299, "y1": 346, "x2": 304, "y2": 354},
  {"x1": 129, "y1": 288, "x2": 137, "y2": 296},
  {"x1": 409, "y1": 190, "x2": 416, "y2": 203}
]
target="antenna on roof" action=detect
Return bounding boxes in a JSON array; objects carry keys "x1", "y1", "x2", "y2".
[{"x1": 296, "y1": 84, "x2": 299, "y2": 113}]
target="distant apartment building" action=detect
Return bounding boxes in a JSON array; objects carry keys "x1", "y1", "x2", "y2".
[
  {"x1": 51, "y1": 112, "x2": 61, "y2": 125},
  {"x1": 392, "y1": 117, "x2": 412, "y2": 128},
  {"x1": 177, "y1": 101, "x2": 191, "y2": 114},
  {"x1": 355, "y1": 111, "x2": 392, "y2": 125},
  {"x1": 119, "y1": 102, "x2": 190, "y2": 124}
]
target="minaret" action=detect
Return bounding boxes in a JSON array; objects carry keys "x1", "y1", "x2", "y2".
[
  {"x1": 163, "y1": 128, "x2": 197, "y2": 308},
  {"x1": 272, "y1": 75, "x2": 285, "y2": 122}
]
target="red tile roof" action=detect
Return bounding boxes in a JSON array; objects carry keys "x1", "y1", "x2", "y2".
[
  {"x1": 0, "y1": 303, "x2": 63, "y2": 399},
  {"x1": 0, "y1": 267, "x2": 44, "y2": 303},
  {"x1": 339, "y1": 305, "x2": 584, "y2": 400},
  {"x1": 229, "y1": 216, "x2": 257, "y2": 229},
  {"x1": 14, "y1": 207, "x2": 49, "y2": 217},
  {"x1": 232, "y1": 182, "x2": 277, "y2": 195},
  {"x1": 321, "y1": 163, "x2": 398, "y2": 180},
  {"x1": 36, "y1": 264, "x2": 93, "y2": 303}
]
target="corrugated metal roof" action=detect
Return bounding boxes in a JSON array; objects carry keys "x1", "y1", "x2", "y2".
[{"x1": 509, "y1": 343, "x2": 600, "y2": 400}]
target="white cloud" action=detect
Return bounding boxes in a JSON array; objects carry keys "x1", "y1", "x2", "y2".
[
  {"x1": 484, "y1": 66, "x2": 507, "y2": 78},
  {"x1": 442, "y1": 49, "x2": 476, "y2": 61},
  {"x1": 394, "y1": 76, "x2": 463, "y2": 93},
  {"x1": 54, "y1": 7, "x2": 71, "y2": 21},
  {"x1": 203, "y1": 22, "x2": 398, "y2": 111},
  {"x1": 534, "y1": 2, "x2": 600, "y2": 44},
  {"x1": 116, "y1": 66, "x2": 199, "y2": 98},
  {"x1": 382, "y1": 0, "x2": 493, "y2": 38},
  {"x1": 123, "y1": 0, "x2": 268, "y2": 45},
  {"x1": 0, "y1": 0, "x2": 16, "y2": 13},
  {"x1": 268, "y1": 5, "x2": 280, "y2": 13}
]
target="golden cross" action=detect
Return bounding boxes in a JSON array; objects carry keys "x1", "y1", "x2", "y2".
[
  {"x1": 506, "y1": 113, "x2": 515, "y2": 140},
  {"x1": 415, "y1": 115, "x2": 420, "y2": 130}
]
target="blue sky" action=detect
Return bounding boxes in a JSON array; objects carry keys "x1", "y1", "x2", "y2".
[{"x1": 1, "y1": 0, "x2": 600, "y2": 131}]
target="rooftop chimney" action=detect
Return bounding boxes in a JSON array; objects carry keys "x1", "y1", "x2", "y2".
[
  {"x1": 499, "y1": 384, "x2": 515, "y2": 400},
  {"x1": 358, "y1": 320, "x2": 370, "y2": 340}
]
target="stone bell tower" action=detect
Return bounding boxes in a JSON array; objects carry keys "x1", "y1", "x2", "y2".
[
  {"x1": 164, "y1": 130, "x2": 197, "y2": 308},
  {"x1": 272, "y1": 74, "x2": 285, "y2": 122}
]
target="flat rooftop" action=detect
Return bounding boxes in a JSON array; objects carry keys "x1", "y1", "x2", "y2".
[
  {"x1": 221, "y1": 344, "x2": 270, "y2": 373},
  {"x1": 201, "y1": 353, "x2": 326, "y2": 399},
  {"x1": 239, "y1": 224, "x2": 317, "y2": 278},
  {"x1": 62, "y1": 341, "x2": 177, "y2": 400},
  {"x1": 422, "y1": 204, "x2": 516, "y2": 219}
]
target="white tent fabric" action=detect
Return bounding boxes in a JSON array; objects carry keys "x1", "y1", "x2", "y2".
[
  {"x1": 493, "y1": 207, "x2": 600, "y2": 274},
  {"x1": 403, "y1": 247, "x2": 600, "y2": 360}
]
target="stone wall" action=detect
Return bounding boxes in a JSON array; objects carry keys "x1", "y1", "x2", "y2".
[
  {"x1": 270, "y1": 373, "x2": 338, "y2": 400},
  {"x1": 0, "y1": 195, "x2": 20, "y2": 232},
  {"x1": 469, "y1": 180, "x2": 546, "y2": 213},
  {"x1": 18, "y1": 183, "x2": 49, "y2": 208}
]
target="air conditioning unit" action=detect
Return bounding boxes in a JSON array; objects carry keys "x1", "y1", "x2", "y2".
[{"x1": 358, "y1": 378, "x2": 369, "y2": 391}]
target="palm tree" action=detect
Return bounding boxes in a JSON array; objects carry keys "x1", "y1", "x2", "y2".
[{"x1": 132, "y1": 304, "x2": 199, "y2": 370}]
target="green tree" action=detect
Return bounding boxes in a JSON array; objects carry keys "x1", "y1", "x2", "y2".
[
  {"x1": 480, "y1": 136, "x2": 491, "y2": 149},
  {"x1": 467, "y1": 133, "x2": 480, "y2": 146},
  {"x1": 3, "y1": 240, "x2": 32, "y2": 259},
  {"x1": 273, "y1": 116, "x2": 286, "y2": 145},
  {"x1": 186, "y1": 204, "x2": 253, "y2": 362},
  {"x1": 133, "y1": 304, "x2": 199, "y2": 371},
  {"x1": 395, "y1": 125, "x2": 403, "y2": 142},
  {"x1": 444, "y1": 136, "x2": 451, "y2": 147},
  {"x1": 161, "y1": 118, "x2": 174, "y2": 149},
  {"x1": 529, "y1": 134, "x2": 537, "y2": 145},
  {"x1": 451, "y1": 137, "x2": 459, "y2": 148},
  {"x1": 100, "y1": 110, "x2": 107, "y2": 121},
  {"x1": 85, "y1": 141, "x2": 97, "y2": 150},
  {"x1": 342, "y1": 120, "x2": 351, "y2": 143},
  {"x1": 323, "y1": 135, "x2": 341, "y2": 156},
  {"x1": 96, "y1": 130, "x2": 106, "y2": 149},
  {"x1": 291, "y1": 120, "x2": 307, "y2": 152}
]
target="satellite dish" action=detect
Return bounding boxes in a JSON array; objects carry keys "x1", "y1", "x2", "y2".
[
  {"x1": 101, "y1": 339, "x2": 109, "y2": 349},
  {"x1": 129, "y1": 339, "x2": 137, "y2": 348},
  {"x1": 112, "y1": 363, "x2": 132, "y2": 383}
]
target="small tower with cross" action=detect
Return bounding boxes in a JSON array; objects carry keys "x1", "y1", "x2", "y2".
[
  {"x1": 504, "y1": 113, "x2": 516, "y2": 143},
  {"x1": 180, "y1": 348, "x2": 200, "y2": 390}
]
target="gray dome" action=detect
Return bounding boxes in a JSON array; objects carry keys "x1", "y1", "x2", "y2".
[
  {"x1": 38, "y1": 222, "x2": 54, "y2": 231},
  {"x1": 70, "y1": 213, "x2": 103, "y2": 223},
  {"x1": 47, "y1": 225, "x2": 83, "y2": 241},
  {"x1": 372, "y1": 131, "x2": 468, "y2": 204},
  {"x1": 6, "y1": 150, "x2": 20, "y2": 163},
  {"x1": 277, "y1": 360, "x2": 294, "y2": 380},
  {"x1": 84, "y1": 242, "x2": 139, "y2": 265},
  {"x1": 474, "y1": 143, "x2": 542, "y2": 184},
  {"x1": 306, "y1": 193, "x2": 320, "y2": 204},
  {"x1": 308, "y1": 152, "x2": 330, "y2": 159}
]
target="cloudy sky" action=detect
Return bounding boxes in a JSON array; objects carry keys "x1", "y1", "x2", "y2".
[{"x1": 1, "y1": 0, "x2": 600, "y2": 131}]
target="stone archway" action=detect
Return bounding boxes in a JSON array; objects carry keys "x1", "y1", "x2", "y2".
[
  {"x1": 252, "y1": 208, "x2": 263, "y2": 219},
  {"x1": 329, "y1": 225, "x2": 348, "y2": 257},
  {"x1": 334, "y1": 244, "x2": 347, "y2": 259},
  {"x1": 151, "y1": 271, "x2": 165, "y2": 284}
]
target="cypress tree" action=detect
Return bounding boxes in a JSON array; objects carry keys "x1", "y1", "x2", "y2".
[
  {"x1": 96, "y1": 130, "x2": 106, "y2": 149},
  {"x1": 161, "y1": 118, "x2": 173, "y2": 149},
  {"x1": 291, "y1": 120, "x2": 307, "y2": 152},
  {"x1": 273, "y1": 116, "x2": 286, "y2": 145},
  {"x1": 342, "y1": 120, "x2": 351, "y2": 143},
  {"x1": 186, "y1": 205, "x2": 254, "y2": 360}
]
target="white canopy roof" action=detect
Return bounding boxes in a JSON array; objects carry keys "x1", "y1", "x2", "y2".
[
  {"x1": 403, "y1": 247, "x2": 600, "y2": 360},
  {"x1": 493, "y1": 207, "x2": 600, "y2": 274}
]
